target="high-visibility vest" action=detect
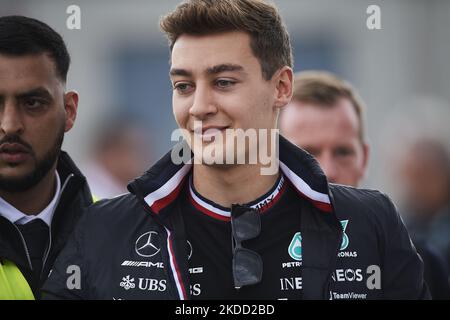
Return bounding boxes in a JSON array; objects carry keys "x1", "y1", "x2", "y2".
[{"x1": 0, "y1": 260, "x2": 35, "y2": 300}]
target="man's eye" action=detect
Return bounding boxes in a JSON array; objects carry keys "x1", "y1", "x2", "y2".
[
  {"x1": 335, "y1": 147, "x2": 354, "y2": 157},
  {"x1": 174, "y1": 83, "x2": 193, "y2": 94},
  {"x1": 216, "y1": 79, "x2": 235, "y2": 89},
  {"x1": 24, "y1": 98, "x2": 45, "y2": 109}
]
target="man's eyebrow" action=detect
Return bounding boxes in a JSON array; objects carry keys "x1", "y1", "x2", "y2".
[
  {"x1": 16, "y1": 87, "x2": 53, "y2": 100},
  {"x1": 206, "y1": 64, "x2": 244, "y2": 75},
  {"x1": 169, "y1": 68, "x2": 192, "y2": 77},
  {"x1": 169, "y1": 64, "x2": 246, "y2": 78}
]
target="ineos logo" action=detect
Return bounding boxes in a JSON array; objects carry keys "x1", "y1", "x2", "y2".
[{"x1": 135, "y1": 231, "x2": 160, "y2": 258}]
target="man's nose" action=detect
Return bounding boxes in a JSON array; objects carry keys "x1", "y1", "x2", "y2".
[
  {"x1": 189, "y1": 85, "x2": 218, "y2": 120},
  {"x1": 0, "y1": 102, "x2": 24, "y2": 135}
]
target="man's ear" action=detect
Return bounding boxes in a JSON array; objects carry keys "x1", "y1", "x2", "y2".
[
  {"x1": 63, "y1": 91, "x2": 78, "y2": 132},
  {"x1": 273, "y1": 66, "x2": 294, "y2": 110}
]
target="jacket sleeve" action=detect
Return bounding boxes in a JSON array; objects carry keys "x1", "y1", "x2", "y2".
[
  {"x1": 380, "y1": 193, "x2": 431, "y2": 299},
  {"x1": 41, "y1": 211, "x2": 90, "y2": 300}
]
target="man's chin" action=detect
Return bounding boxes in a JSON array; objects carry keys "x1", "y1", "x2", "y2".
[
  {"x1": 192, "y1": 153, "x2": 250, "y2": 167},
  {"x1": 0, "y1": 177, "x2": 39, "y2": 192},
  {"x1": 0, "y1": 167, "x2": 34, "y2": 182},
  {"x1": 193, "y1": 160, "x2": 237, "y2": 172},
  {"x1": 0, "y1": 166, "x2": 47, "y2": 193}
]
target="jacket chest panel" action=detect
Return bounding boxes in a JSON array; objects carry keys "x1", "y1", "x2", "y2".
[
  {"x1": 329, "y1": 216, "x2": 383, "y2": 299},
  {"x1": 90, "y1": 224, "x2": 176, "y2": 299}
]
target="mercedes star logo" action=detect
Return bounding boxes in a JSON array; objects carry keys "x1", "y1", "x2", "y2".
[{"x1": 135, "y1": 231, "x2": 161, "y2": 258}]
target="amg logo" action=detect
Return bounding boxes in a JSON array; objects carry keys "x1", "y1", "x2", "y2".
[
  {"x1": 254, "y1": 195, "x2": 275, "y2": 211},
  {"x1": 189, "y1": 267, "x2": 204, "y2": 274},
  {"x1": 121, "y1": 261, "x2": 164, "y2": 268}
]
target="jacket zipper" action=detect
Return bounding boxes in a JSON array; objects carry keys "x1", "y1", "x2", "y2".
[
  {"x1": 11, "y1": 224, "x2": 33, "y2": 271},
  {"x1": 40, "y1": 173, "x2": 74, "y2": 281}
]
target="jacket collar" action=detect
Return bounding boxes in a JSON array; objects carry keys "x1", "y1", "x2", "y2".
[
  {"x1": 50, "y1": 151, "x2": 92, "y2": 251},
  {"x1": 57, "y1": 150, "x2": 86, "y2": 184},
  {"x1": 129, "y1": 135, "x2": 334, "y2": 217}
]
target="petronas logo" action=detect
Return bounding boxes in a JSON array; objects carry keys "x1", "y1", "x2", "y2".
[
  {"x1": 288, "y1": 232, "x2": 302, "y2": 261},
  {"x1": 340, "y1": 220, "x2": 349, "y2": 250}
]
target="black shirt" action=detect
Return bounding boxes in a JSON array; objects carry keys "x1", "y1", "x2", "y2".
[{"x1": 182, "y1": 174, "x2": 304, "y2": 299}]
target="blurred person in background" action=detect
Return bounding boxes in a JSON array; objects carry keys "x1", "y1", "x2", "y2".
[
  {"x1": 280, "y1": 71, "x2": 450, "y2": 299},
  {"x1": 0, "y1": 16, "x2": 93, "y2": 299},
  {"x1": 83, "y1": 117, "x2": 152, "y2": 199},
  {"x1": 397, "y1": 139, "x2": 450, "y2": 266},
  {"x1": 280, "y1": 71, "x2": 368, "y2": 187}
]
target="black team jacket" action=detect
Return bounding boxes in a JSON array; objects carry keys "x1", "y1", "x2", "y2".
[{"x1": 42, "y1": 137, "x2": 430, "y2": 300}]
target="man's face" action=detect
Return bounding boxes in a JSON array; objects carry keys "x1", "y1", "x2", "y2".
[
  {"x1": 170, "y1": 31, "x2": 287, "y2": 166},
  {"x1": 280, "y1": 98, "x2": 368, "y2": 187},
  {"x1": 0, "y1": 53, "x2": 77, "y2": 192},
  {"x1": 398, "y1": 143, "x2": 450, "y2": 216}
]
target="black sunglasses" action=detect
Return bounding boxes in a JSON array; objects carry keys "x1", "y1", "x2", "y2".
[{"x1": 231, "y1": 204, "x2": 263, "y2": 289}]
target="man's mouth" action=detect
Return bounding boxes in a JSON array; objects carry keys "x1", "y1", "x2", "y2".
[
  {"x1": 192, "y1": 126, "x2": 229, "y2": 141},
  {"x1": 0, "y1": 143, "x2": 31, "y2": 163}
]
